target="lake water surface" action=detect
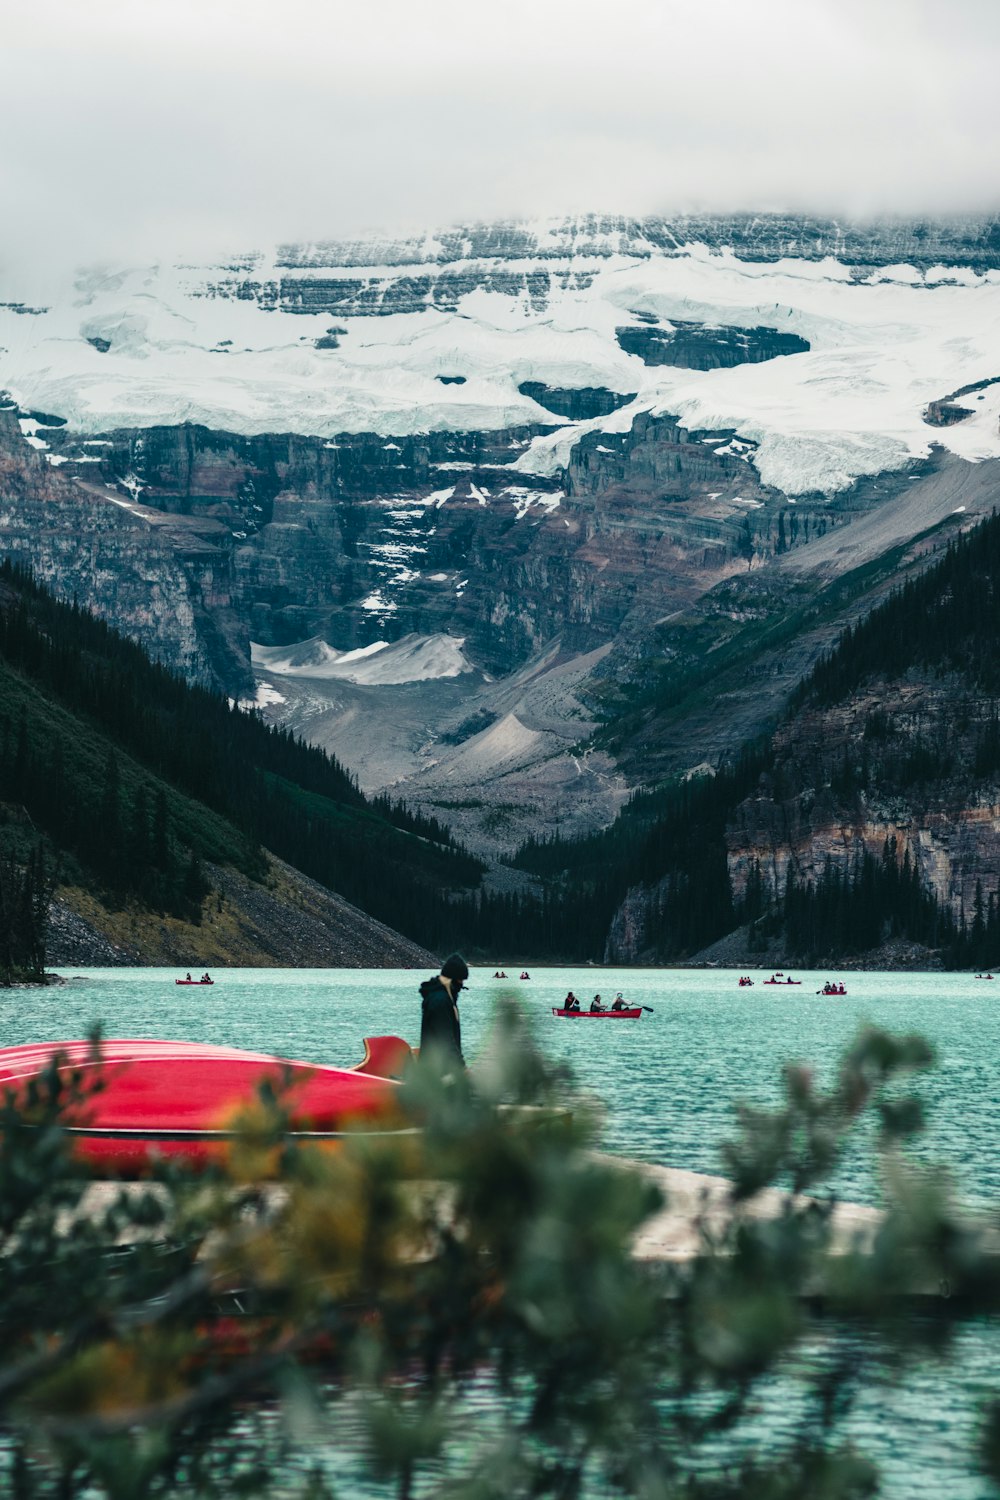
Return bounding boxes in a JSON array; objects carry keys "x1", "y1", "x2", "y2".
[
  {"x1": 8, "y1": 963, "x2": 1000, "y2": 1205},
  {"x1": 4, "y1": 964, "x2": 1000, "y2": 1497}
]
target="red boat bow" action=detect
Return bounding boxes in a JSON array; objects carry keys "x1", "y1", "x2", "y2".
[{"x1": 0, "y1": 1037, "x2": 414, "y2": 1174}]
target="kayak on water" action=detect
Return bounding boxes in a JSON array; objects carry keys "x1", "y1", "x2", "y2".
[{"x1": 0, "y1": 1036, "x2": 415, "y2": 1174}]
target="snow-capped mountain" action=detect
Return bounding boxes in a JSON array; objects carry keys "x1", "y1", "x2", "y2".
[
  {"x1": 4, "y1": 212, "x2": 1000, "y2": 497},
  {"x1": 3, "y1": 212, "x2": 1000, "y2": 854}
]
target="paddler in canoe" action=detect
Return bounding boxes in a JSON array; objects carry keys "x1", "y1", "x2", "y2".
[
  {"x1": 564, "y1": 991, "x2": 581, "y2": 1011},
  {"x1": 611, "y1": 993, "x2": 628, "y2": 1011},
  {"x1": 589, "y1": 994, "x2": 605, "y2": 1012}
]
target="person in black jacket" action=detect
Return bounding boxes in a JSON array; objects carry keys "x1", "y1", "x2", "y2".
[{"x1": 419, "y1": 953, "x2": 468, "y2": 1070}]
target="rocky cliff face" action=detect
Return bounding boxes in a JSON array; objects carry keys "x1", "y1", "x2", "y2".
[
  {"x1": 28, "y1": 404, "x2": 842, "y2": 687},
  {"x1": 516, "y1": 383, "x2": 635, "y2": 420},
  {"x1": 615, "y1": 321, "x2": 810, "y2": 370},
  {"x1": 601, "y1": 675, "x2": 1000, "y2": 965},
  {"x1": 243, "y1": 212, "x2": 1000, "y2": 280},
  {"x1": 5, "y1": 212, "x2": 1000, "y2": 866},
  {"x1": 726, "y1": 681, "x2": 1000, "y2": 924},
  {"x1": 0, "y1": 407, "x2": 251, "y2": 691}
]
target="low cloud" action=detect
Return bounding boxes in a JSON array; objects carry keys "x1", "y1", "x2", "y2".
[{"x1": 2, "y1": 0, "x2": 998, "y2": 278}]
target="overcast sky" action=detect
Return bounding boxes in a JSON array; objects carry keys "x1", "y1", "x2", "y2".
[{"x1": 3, "y1": 0, "x2": 1000, "y2": 271}]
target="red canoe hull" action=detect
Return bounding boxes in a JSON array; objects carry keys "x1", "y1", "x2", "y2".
[
  {"x1": 551, "y1": 1008, "x2": 642, "y2": 1019},
  {"x1": 175, "y1": 980, "x2": 214, "y2": 986},
  {"x1": 0, "y1": 1037, "x2": 413, "y2": 1174}
]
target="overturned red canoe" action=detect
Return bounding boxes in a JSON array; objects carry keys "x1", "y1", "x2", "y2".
[
  {"x1": 0, "y1": 1036, "x2": 415, "y2": 1174},
  {"x1": 552, "y1": 1007, "x2": 642, "y2": 1019}
]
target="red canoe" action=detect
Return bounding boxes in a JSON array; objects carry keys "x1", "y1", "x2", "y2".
[
  {"x1": 763, "y1": 980, "x2": 802, "y2": 985},
  {"x1": 0, "y1": 1035, "x2": 415, "y2": 1174},
  {"x1": 552, "y1": 1007, "x2": 642, "y2": 1019},
  {"x1": 176, "y1": 979, "x2": 214, "y2": 986}
]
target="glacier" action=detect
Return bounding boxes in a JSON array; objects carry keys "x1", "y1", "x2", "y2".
[{"x1": 3, "y1": 216, "x2": 1000, "y2": 497}]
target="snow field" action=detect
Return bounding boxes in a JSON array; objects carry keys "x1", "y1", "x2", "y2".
[
  {"x1": 3, "y1": 230, "x2": 1000, "y2": 496},
  {"x1": 250, "y1": 633, "x2": 474, "y2": 685}
]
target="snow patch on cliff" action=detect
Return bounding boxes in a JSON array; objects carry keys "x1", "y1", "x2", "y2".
[{"x1": 252, "y1": 632, "x2": 473, "y2": 684}]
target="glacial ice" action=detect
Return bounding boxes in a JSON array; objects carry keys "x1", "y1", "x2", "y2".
[{"x1": 3, "y1": 226, "x2": 1000, "y2": 496}]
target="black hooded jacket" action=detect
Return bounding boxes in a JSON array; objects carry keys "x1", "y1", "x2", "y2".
[{"x1": 419, "y1": 975, "x2": 464, "y2": 1064}]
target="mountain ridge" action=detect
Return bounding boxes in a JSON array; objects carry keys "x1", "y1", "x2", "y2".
[{"x1": 4, "y1": 212, "x2": 1000, "y2": 892}]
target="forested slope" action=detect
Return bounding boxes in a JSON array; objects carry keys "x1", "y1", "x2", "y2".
[
  {"x1": 8, "y1": 502, "x2": 1000, "y2": 974},
  {"x1": 0, "y1": 563, "x2": 477, "y2": 966},
  {"x1": 512, "y1": 512, "x2": 1000, "y2": 968}
]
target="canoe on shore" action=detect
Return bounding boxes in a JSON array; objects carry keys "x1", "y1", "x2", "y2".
[
  {"x1": 0, "y1": 1036, "x2": 415, "y2": 1174},
  {"x1": 552, "y1": 1007, "x2": 643, "y2": 1019}
]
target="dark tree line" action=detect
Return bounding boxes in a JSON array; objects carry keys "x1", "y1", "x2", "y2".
[
  {"x1": 779, "y1": 839, "x2": 953, "y2": 960},
  {"x1": 735, "y1": 842, "x2": 1000, "y2": 970},
  {"x1": 0, "y1": 706, "x2": 208, "y2": 922},
  {"x1": 0, "y1": 561, "x2": 458, "y2": 852},
  {"x1": 505, "y1": 511, "x2": 1000, "y2": 965},
  {"x1": 0, "y1": 562, "x2": 484, "y2": 947},
  {"x1": 0, "y1": 844, "x2": 50, "y2": 982},
  {"x1": 798, "y1": 508, "x2": 1000, "y2": 709},
  {"x1": 512, "y1": 747, "x2": 770, "y2": 960}
]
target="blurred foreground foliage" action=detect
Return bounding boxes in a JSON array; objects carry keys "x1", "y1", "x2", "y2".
[{"x1": 2, "y1": 1008, "x2": 1000, "y2": 1498}]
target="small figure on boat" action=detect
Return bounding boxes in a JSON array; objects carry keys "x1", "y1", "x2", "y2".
[
  {"x1": 201, "y1": 972, "x2": 212, "y2": 984},
  {"x1": 820, "y1": 981, "x2": 847, "y2": 996},
  {"x1": 611, "y1": 993, "x2": 627, "y2": 1011},
  {"x1": 184, "y1": 972, "x2": 192, "y2": 983},
  {"x1": 520, "y1": 971, "x2": 531, "y2": 981},
  {"x1": 738, "y1": 976, "x2": 754, "y2": 987},
  {"x1": 590, "y1": 993, "x2": 605, "y2": 1012},
  {"x1": 419, "y1": 953, "x2": 468, "y2": 1073},
  {"x1": 564, "y1": 991, "x2": 581, "y2": 1011}
]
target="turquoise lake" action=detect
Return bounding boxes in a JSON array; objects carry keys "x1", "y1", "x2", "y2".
[
  {"x1": 4, "y1": 964, "x2": 1000, "y2": 1497},
  {"x1": 8, "y1": 963, "x2": 1000, "y2": 1206}
]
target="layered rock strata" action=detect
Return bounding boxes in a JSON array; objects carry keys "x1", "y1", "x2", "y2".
[
  {"x1": 726, "y1": 682, "x2": 1000, "y2": 924},
  {"x1": 30, "y1": 406, "x2": 839, "y2": 687},
  {"x1": 0, "y1": 408, "x2": 250, "y2": 691},
  {"x1": 615, "y1": 321, "x2": 810, "y2": 370}
]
